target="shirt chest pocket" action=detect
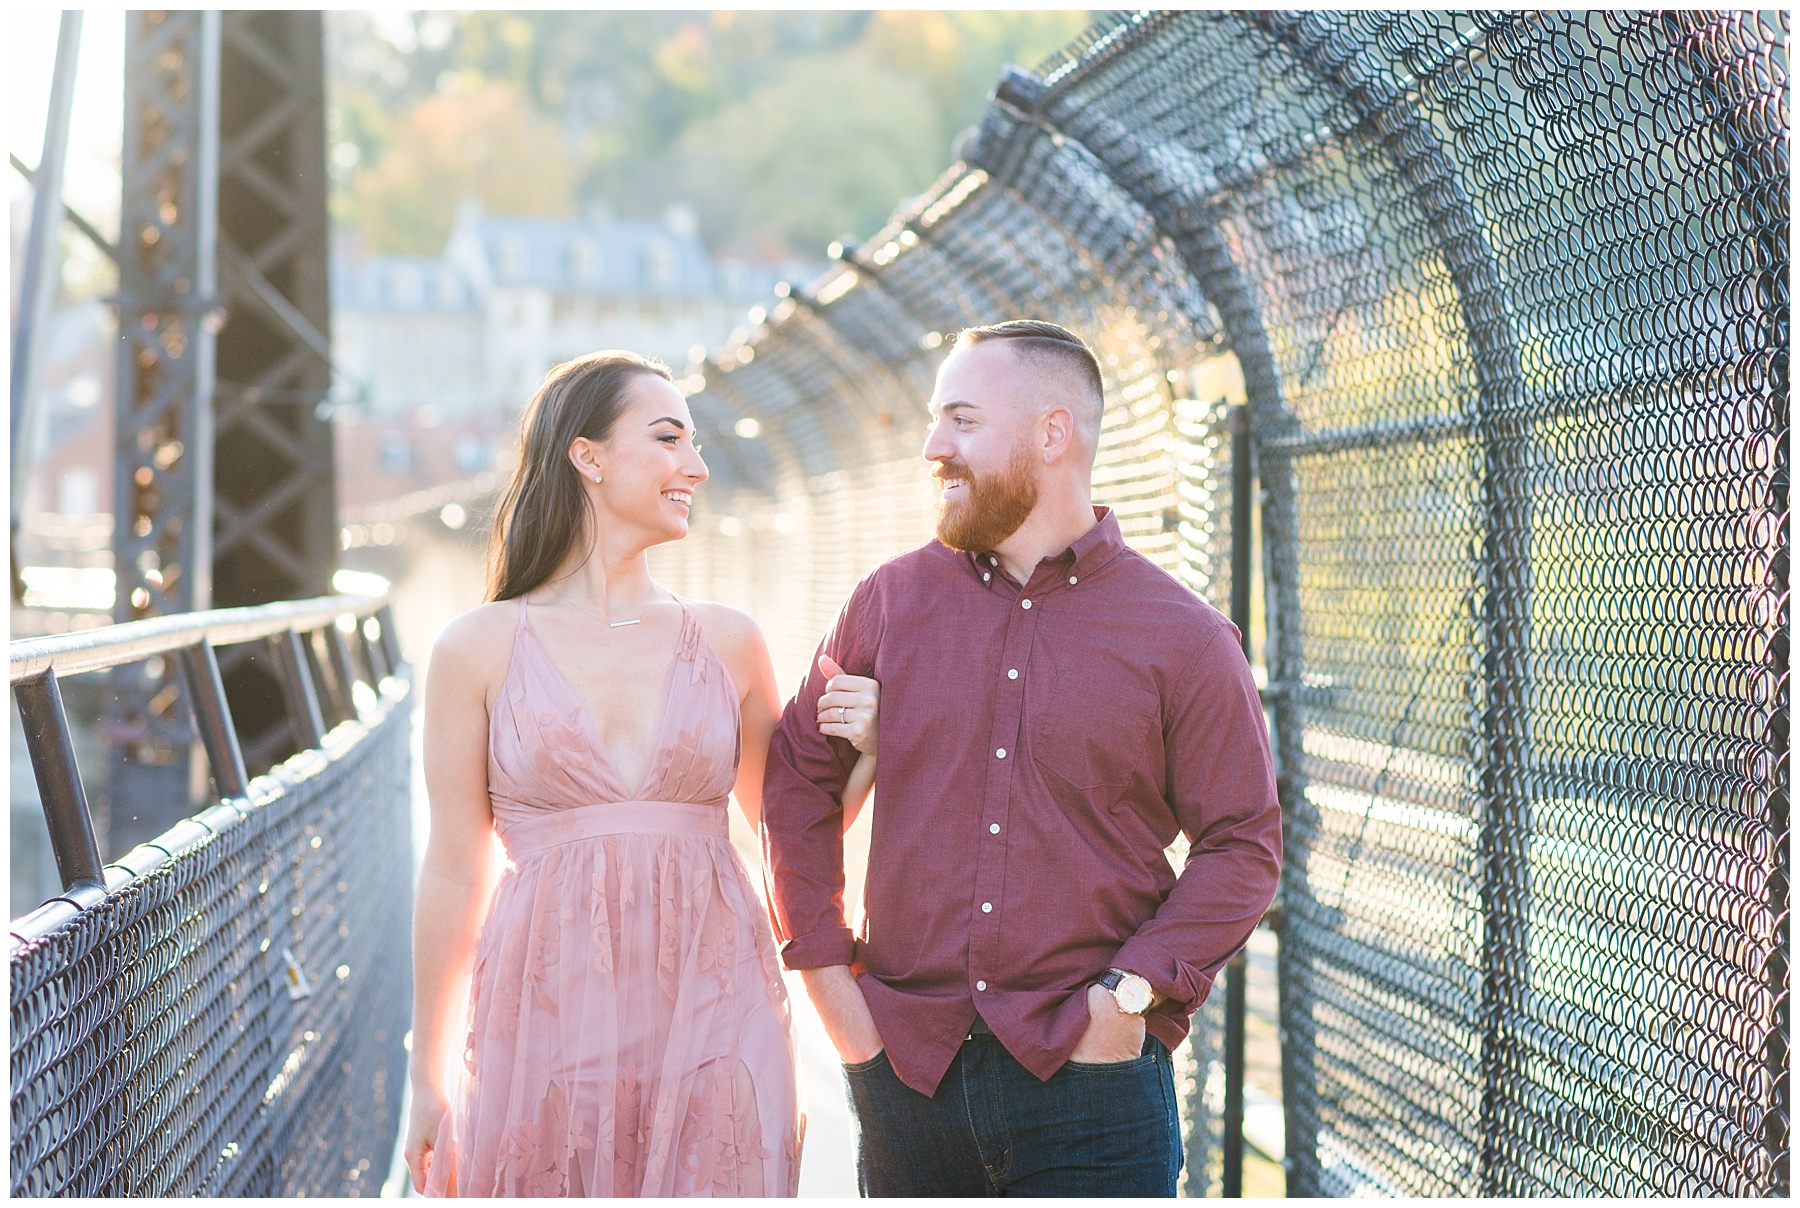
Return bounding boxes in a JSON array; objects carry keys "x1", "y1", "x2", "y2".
[{"x1": 1029, "y1": 669, "x2": 1160, "y2": 794}]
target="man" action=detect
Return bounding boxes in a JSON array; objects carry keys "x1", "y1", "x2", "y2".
[{"x1": 762, "y1": 320, "x2": 1281, "y2": 1196}]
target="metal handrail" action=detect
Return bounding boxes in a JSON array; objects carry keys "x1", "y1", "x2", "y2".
[
  {"x1": 10, "y1": 589, "x2": 403, "y2": 930},
  {"x1": 10, "y1": 592, "x2": 387, "y2": 683}
]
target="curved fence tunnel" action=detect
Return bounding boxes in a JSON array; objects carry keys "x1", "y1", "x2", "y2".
[
  {"x1": 8, "y1": 7, "x2": 1785, "y2": 1198},
  {"x1": 652, "y1": 10, "x2": 1789, "y2": 1197}
]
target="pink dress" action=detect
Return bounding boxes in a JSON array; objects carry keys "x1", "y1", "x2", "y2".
[{"x1": 426, "y1": 596, "x2": 803, "y2": 1197}]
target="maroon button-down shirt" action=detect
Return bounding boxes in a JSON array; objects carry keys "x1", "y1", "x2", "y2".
[{"x1": 762, "y1": 508, "x2": 1281, "y2": 1096}]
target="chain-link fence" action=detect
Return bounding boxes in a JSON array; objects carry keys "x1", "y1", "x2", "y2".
[
  {"x1": 655, "y1": 9, "x2": 1789, "y2": 1197},
  {"x1": 10, "y1": 664, "x2": 412, "y2": 1196}
]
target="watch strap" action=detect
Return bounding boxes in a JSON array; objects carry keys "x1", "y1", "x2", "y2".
[{"x1": 1098, "y1": 967, "x2": 1151, "y2": 1014}]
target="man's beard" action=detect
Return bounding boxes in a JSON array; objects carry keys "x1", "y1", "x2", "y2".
[{"x1": 934, "y1": 444, "x2": 1039, "y2": 553}]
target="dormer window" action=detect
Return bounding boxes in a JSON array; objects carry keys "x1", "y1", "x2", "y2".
[
  {"x1": 390, "y1": 266, "x2": 422, "y2": 306},
  {"x1": 496, "y1": 234, "x2": 527, "y2": 278},
  {"x1": 569, "y1": 240, "x2": 601, "y2": 282},
  {"x1": 646, "y1": 239, "x2": 678, "y2": 287}
]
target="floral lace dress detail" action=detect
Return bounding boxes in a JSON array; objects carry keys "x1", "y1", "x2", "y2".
[{"x1": 425, "y1": 597, "x2": 802, "y2": 1197}]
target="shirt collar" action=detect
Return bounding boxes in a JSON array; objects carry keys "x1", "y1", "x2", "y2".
[
  {"x1": 1066, "y1": 506, "x2": 1125, "y2": 581},
  {"x1": 962, "y1": 506, "x2": 1125, "y2": 585}
]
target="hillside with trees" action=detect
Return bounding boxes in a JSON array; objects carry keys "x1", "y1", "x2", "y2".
[{"x1": 327, "y1": 11, "x2": 1090, "y2": 259}]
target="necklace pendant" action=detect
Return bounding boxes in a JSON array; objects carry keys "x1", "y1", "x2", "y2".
[{"x1": 609, "y1": 618, "x2": 641, "y2": 627}]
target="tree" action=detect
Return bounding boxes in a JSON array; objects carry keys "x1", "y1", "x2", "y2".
[
  {"x1": 660, "y1": 53, "x2": 944, "y2": 256},
  {"x1": 863, "y1": 10, "x2": 1092, "y2": 136},
  {"x1": 328, "y1": 11, "x2": 1095, "y2": 259},
  {"x1": 348, "y1": 81, "x2": 576, "y2": 255}
]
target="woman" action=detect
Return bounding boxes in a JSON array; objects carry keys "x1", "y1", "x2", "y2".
[{"x1": 404, "y1": 352, "x2": 879, "y2": 1197}]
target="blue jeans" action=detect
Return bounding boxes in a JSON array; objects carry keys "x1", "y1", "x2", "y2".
[{"x1": 842, "y1": 1033, "x2": 1182, "y2": 1197}]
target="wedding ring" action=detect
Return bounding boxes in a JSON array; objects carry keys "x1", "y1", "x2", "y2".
[{"x1": 839, "y1": 707, "x2": 848, "y2": 724}]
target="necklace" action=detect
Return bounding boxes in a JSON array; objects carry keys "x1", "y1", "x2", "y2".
[{"x1": 562, "y1": 593, "x2": 651, "y2": 628}]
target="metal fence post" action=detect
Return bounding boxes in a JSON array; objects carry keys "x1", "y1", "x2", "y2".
[
  {"x1": 1223, "y1": 950, "x2": 1248, "y2": 1194},
  {"x1": 13, "y1": 669, "x2": 105, "y2": 893},
  {"x1": 269, "y1": 629, "x2": 327, "y2": 750},
  {"x1": 325, "y1": 622, "x2": 362, "y2": 718},
  {"x1": 375, "y1": 604, "x2": 402, "y2": 672},
  {"x1": 359, "y1": 615, "x2": 390, "y2": 683},
  {"x1": 1222, "y1": 402, "x2": 1256, "y2": 1195},
  {"x1": 302, "y1": 628, "x2": 348, "y2": 730},
  {"x1": 178, "y1": 638, "x2": 249, "y2": 799}
]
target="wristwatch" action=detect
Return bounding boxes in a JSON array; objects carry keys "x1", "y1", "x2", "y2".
[{"x1": 1098, "y1": 968, "x2": 1154, "y2": 1015}]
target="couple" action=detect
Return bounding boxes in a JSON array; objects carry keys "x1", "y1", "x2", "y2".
[{"x1": 404, "y1": 321, "x2": 1282, "y2": 1197}]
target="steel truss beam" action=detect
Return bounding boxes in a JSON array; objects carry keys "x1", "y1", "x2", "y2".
[
  {"x1": 210, "y1": 11, "x2": 336, "y2": 775},
  {"x1": 109, "y1": 10, "x2": 223, "y2": 848},
  {"x1": 110, "y1": 11, "x2": 334, "y2": 847}
]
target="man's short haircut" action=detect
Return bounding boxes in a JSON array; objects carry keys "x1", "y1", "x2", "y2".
[{"x1": 952, "y1": 319, "x2": 1105, "y2": 428}]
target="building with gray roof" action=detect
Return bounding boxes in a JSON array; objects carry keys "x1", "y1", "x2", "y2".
[{"x1": 333, "y1": 199, "x2": 811, "y2": 420}]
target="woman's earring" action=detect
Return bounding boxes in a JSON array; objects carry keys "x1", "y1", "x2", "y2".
[{"x1": 593, "y1": 474, "x2": 602, "y2": 483}]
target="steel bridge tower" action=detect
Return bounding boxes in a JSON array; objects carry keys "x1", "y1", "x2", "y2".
[{"x1": 110, "y1": 10, "x2": 336, "y2": 847}]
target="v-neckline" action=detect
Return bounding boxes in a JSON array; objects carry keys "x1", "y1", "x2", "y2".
[{"x1": 519, "y1": 596, "x2": 690, "y2": 801}]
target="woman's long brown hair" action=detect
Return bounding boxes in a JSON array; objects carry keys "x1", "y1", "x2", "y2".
[{"x1": 486, "y1": 351, "x2": 673, "y2": 601}]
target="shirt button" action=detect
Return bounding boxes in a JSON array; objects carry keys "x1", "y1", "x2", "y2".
[
  {"x1": 987, "y1": 555, "x2": 997, "y2": 566},
  {"x1": 995, "y1": 748, "x2": 1007, "y2": 759},
  {"x1": 989, "y1": 823, "x2": 1001, "y2": 834},
  {"x1": 982, "y1": 572, "x2": 991, "y2": 582},
  {"x1": 1069, "y1": 575, "x2": 1078, "y2": 585},
  {"x1": 982, "y1": 902, "x2": 993, "y2": 913},
  {"x1": 976, "y1": 980, "x2": 987, "y2": 991},
  {"x1": 1021, "y1": 599, "x2": 1032, "y2": 609},
  {"x1": 1007, "y1": 669, "x2": 1018, "y2": 680}
]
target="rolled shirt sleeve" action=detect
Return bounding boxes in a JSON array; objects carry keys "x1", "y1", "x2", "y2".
[
  {"x1": 1113, "y1": 625, "x2": 1282, "y2": 1011},
  {"x1": 761, "y1": 579, "x2": 876, "y2": 970}
]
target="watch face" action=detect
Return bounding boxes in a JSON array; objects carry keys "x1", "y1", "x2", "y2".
[{"x1": 1116, "y1": 975, "x2": 1153, "y2": 1014}]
